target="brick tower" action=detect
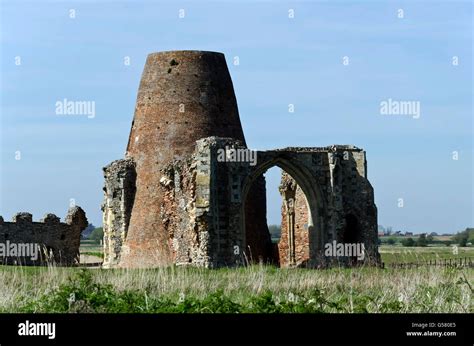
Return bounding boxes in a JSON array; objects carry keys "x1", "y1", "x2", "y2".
[{"x1": 118, "y1": 51, "x2": 271, "y2": 267}]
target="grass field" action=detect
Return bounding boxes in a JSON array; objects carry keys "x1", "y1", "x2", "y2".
[
  {"x1": 379, "y1": 245, "x2": 474, "y2": 264},
  {"x1": 79, "y1": 243, "x2": 474, "y2": 266},
  {"x1": 1, "y1": 243, "x2": 469, "y2": 313},
  {"x1": 80, "y1": 240, "x2": 103, "y2": 254},
  {"x1": 0, "y1": 264, "x2": 471, "y2": 313},
  {"x1": 80, "y1": 240, "x2": 104, "y2": 262}
]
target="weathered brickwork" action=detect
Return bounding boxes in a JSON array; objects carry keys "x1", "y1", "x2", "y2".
[
  {"x1": 0, "y1": 207, "x2": 87, "y2": 265},
  {"x1": 112, "y1": 50, "x2": 267, "y2": 268},
  {"x1": 278, "y1": 177, "x2": 310, "y2": 267},
  {"x1": 103, "y1": 50, "x2": 380, "y2": 268}
]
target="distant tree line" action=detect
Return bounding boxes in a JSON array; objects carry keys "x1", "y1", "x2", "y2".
[
  {"x1": 80, "y1": 224, "x2": 104, "y2": 244},
  {"x1": 381, "y1": 228, "x2": 473, "y2": 247},
  {"x1": 268, "y1": 225, "x2": 281, "y2": 241},
  {"x1": 452, "y1": 228, "x2": 473, "y2": 247},
  {"x1": 89, "y1": 227, "x2": 104, "y2": 243}
]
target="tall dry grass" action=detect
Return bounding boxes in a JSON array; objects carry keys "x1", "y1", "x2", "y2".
[{"x1": 0, "y1": 265, "x2": 472, "y2": 313}]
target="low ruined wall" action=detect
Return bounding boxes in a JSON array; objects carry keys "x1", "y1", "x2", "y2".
[{"x1": 0, "y1": 207, "x2": 87, "y2": 265}]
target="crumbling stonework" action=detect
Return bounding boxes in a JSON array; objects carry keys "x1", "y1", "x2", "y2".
[
  {"x1": 103, "y1": 50, "x2": 380, "y2": 268},
  {"x1": 0, "y1": 207, "x2": 87, "y2": 265},
  {"x1": 113, "y1": 50, "x2": 267, "y2": 268},
  {"x1": 102, "y1": 159, "x2": 136, "y2": 268}
]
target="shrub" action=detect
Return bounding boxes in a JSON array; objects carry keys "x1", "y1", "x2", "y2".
[
  {"x1": 453, "y1": 228, "x2": 472, "y2": 247},
  {"x1": 402, "y1": 238, "x2": 415, "y2": 247},
  {"x1": 416, "y1": 234, "x2": 428, "y2": 247},
  {"x1": 89, "y1": 227, "x2": 104, "y2": 243}
]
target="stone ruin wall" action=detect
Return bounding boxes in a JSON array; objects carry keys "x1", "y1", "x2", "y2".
[
  {"x1": 102, "y1": 158, "x2": 136, "y2": 268},
  {"x1": 156, "y1": 137, "x2": 270, "y2": 268},
  {"x1": 159, "y1": 145, "x2": 213, "y2": 267},
  {"x1": 99, "y1": 50, "x2": 379, "y2": 269},
  {"x1": 336, "y1": 149, "x2": 379, "y2": 263},
  {"x1": 277, "y1": 148, "x2": 380, "y2": 267},
  {"x1": 102, "y1": 137, "x2": 278, "y2": 268},
  {"x1": 101, "y1": 137, "x2": 380, "y2": 268},
  {"x1": 0, "y1": 207, "x2": 88, "y2": 265}
]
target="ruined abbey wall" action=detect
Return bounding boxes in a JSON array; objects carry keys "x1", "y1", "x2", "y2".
[
  {"x1": 101, "y1": 50, "x2": 379, "y2": 269},
  {"x1": 0, "y1": 207, "x2": 87, "y2": 265},
  {"x1": 103, "y1": 135, "x2": 380, "y2": 268}
]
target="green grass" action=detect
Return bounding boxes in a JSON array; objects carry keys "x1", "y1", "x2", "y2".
[
  {"x1": 79, "y1": 243, "x2": 474, "y2": 266},
  {"x1": 80, "y1": 252, "x2": 104, "y2": 259},
  {"x1": 379, "y1": 245, "x2": 474, "y2": 264},
  {"x1": 0, "y1": 264, "x2": 472, "y2": 313},
  {"x1": 80, "y1": 240, "x2": 103, "y2": 255}
]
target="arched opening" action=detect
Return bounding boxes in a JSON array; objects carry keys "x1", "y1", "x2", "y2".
[
  {"x1": 265, "y1": 167, "x2": 283, "y2": 245},
  {"x1": 240, "y1": 156, "x2": 323, "y2": 268}
]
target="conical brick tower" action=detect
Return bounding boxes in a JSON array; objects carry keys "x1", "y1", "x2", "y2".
[{"x1": 119, "y1": 51, "x2": 271, "y2": 267}]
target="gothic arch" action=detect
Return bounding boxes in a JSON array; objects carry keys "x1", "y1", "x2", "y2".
[{"x1": 240, "y1": 153, "x2": 327, "y2": 267}]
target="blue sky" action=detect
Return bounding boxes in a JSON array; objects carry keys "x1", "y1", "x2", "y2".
[{"x1": 1, "y1": 0, "x2": 472, "y2": 234}]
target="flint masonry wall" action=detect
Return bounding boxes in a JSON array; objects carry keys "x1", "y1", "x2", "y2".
[
  {"x1": 156, "y1": 138, "x2": 380, "y2": 268},
  {"x1": 104, "y1": 136, "x2": 380, "y2": 268},
  {"x1": 0, "y1": 207, "x2": 87, "y2": 265},
  {"x1": 102, "y1": 159, "x2": 136, "y2": 268},
  {"x1": 277, "y1": 148, "x2": 380, "y2": 267}
]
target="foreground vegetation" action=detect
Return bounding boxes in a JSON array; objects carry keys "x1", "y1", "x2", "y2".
[{"x1": 0, "y1": 265, "x2": 471, "y2": 313}]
